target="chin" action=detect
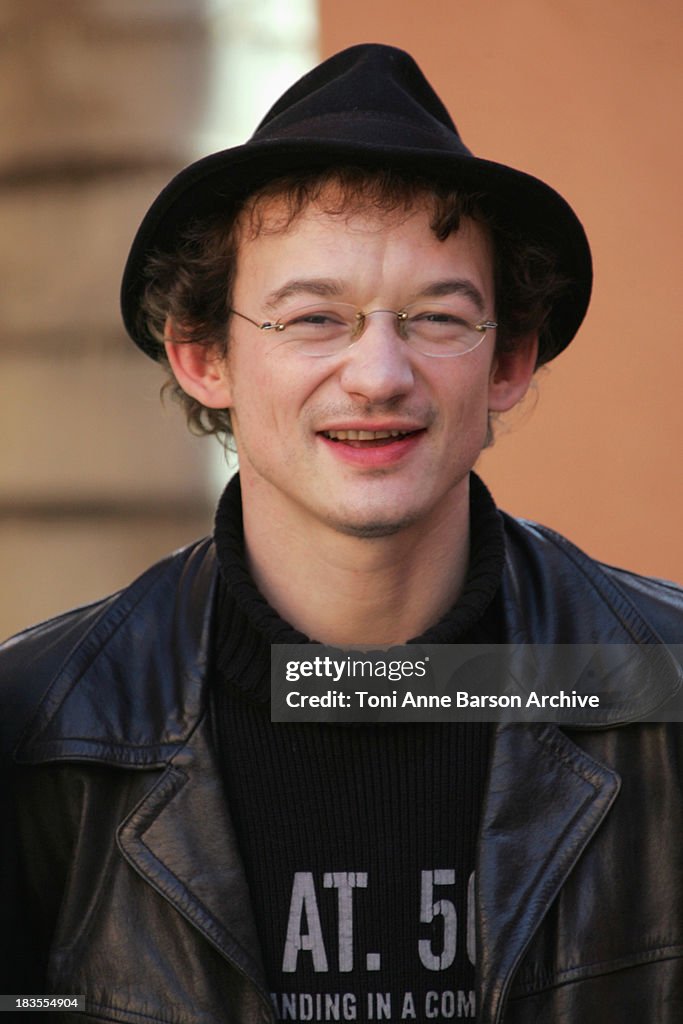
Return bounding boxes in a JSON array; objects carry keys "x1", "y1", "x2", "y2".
[{"x1": 326, "y1": 509, "x2": 422, "y2": 539}]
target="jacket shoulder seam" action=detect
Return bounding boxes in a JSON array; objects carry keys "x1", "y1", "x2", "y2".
[{"x1": 512, "y1": 518, "x2": 680, "y2": 640}]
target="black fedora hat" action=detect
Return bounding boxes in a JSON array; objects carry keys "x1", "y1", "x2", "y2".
[{"x1": 121, "y1": 43, "x2": 592, "y2": 363}]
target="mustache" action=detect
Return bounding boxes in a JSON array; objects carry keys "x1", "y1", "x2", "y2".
[{"x1": 309, "y1": 401, "x2": 436, "y2": 425}]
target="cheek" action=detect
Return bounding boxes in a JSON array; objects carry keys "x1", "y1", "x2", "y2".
[
  {"x1": 228, "y1": 346, "x2": 327, "y2": 440},
  {"x1": 434, "y1": 366, "x2": 493, "y2": 466},
  {"x1": 442, "y1": 359, "x2": 494, "y2": 423}
]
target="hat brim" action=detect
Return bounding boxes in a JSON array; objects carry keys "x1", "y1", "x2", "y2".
[{"x1": 121, "y1": 136, "x2": 592, "y2": 363}]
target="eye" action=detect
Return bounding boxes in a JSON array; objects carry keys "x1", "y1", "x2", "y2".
[
  {"x1": 409, "y1": 308, "x2": 471, "y2": 328},
  {"x1": 294, "y1": 313, "x2": 341, "y2": 326},
  {"x1": 284, "y1": 307, "x2": 349, "y2": 328}
]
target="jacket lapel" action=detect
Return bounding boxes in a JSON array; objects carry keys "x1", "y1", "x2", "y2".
[
  {"x1": 476, "y1": 722, "x2": 620, "y2": 1023},
  {"x1": 117, "y1": 715, "x2": 271, "y2": 1001},
  {"x1": 16, "y1": 539, "x2": 273, "y2": 1009}
]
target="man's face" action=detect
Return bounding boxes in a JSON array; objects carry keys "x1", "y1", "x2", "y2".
[{"x1": 214, "y1": 194, "x2": 523, "y2": 540}]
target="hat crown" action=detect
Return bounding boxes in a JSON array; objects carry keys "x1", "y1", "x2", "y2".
[
  {"x1": 251, "y1": 44, "x2": 472, "y2": 155},
  {"x1": 121, "y1": 42, "x2": 592, "y2": 363}
]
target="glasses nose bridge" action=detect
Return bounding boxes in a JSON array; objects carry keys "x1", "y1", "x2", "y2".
[{"x1": 353, "y1": 307, "x2": 406, "y2": 343}]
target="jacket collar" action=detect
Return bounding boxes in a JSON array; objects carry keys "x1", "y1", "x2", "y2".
[
  {"x1": 16, "y1": 538, "x2": 218, "y2": 766},
  {"x1": 501, "y1": 514, "x2": 673, "y2": 645},
  {"x1": 498, "y1": 514, "x2": 682, "y2": 726},
  {"x1": 16, "y1": 515, "x2": 682, "y2": 765}
]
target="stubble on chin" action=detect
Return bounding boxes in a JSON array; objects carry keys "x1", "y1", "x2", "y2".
[{"x1": 322, "y1": 508, "x2": 423, "y2": 540}]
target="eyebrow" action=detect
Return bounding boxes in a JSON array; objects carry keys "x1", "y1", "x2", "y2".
[
  {"x1": 263, "y1": 278, "x2": 345, "y2": 311},
  {"x1": 417, "y1": 279, "x2": 486, "y2": 314},
  {"x1": 262, "y1": 276, "x2": 487, "y2": 314}
]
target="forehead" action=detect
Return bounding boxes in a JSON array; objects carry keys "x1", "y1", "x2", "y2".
[
  {"x1": 241, "y1": 179, "x2": 430, "y2": 230},
  {"x1": 233, "y1": 187, "x2": 495, "y2": 304}
]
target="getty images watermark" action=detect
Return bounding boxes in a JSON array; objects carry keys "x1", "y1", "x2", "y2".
[{"x1": 271, "y1": 644, "x2": 683, "y2": 723}]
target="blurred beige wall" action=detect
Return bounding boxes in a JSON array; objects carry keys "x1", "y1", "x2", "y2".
[
  {"x1": 320, "y1": 0, "x2": 683, "y2": 582},
  {"x1": 0, "y1": 1, "x2": 218, "y2": 640}
]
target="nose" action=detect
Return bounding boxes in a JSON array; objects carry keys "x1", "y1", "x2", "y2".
[{"x1": 338, "y1": 313, "x2": 415, "y2": 404}]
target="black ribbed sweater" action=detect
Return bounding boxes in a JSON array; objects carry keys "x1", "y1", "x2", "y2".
[{"x1": 211, "y1": 473, "x2": 505, "y2": 1020}]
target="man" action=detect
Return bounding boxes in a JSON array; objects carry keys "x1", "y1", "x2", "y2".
[{"x1": 1, "y1": 44, "x2": 682, "y2": 1024}]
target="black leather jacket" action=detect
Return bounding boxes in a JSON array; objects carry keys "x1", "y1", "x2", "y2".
[{"x1": 2, "y1": 515, "x2": 683, "y2": 1023}]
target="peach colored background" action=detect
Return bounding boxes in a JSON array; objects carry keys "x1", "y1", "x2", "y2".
[{"x1": 320, "y1": 0, "x2": 683, "y2": 582}]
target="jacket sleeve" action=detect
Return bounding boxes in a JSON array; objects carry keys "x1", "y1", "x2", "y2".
[
  {"x1": 0, "y1": 763, "x2": 55, "y2": 990},
  {"x1": 0, "y1": 603, "x2": 110, "y2": 992}
]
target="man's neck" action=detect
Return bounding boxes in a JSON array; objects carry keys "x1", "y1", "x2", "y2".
[{"x1": 239, "y1": 481, "x2": 471, "y2": 647}]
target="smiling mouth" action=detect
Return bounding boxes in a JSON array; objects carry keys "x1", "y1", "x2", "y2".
[{"x1": 321, "y1": 428, "x2": 422, "y2": 447}]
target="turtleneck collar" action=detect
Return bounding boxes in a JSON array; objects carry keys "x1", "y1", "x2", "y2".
[{"x1": 213, "y1": 471, "x2": 505, "y2": 702}]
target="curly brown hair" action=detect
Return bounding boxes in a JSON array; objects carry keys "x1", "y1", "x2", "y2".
[{"x1": 140, "y1": 166, "x2": 568, "y2": 442}]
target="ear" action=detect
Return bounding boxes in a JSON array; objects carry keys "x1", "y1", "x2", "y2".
[
  {"x1": 163, "y1": 319, "x2": 232, "y2": 409},
  {"x1": 488, "y1": 333, "x2": 539, "y2": 412}
]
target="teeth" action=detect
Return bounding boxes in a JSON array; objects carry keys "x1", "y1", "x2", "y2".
[{"x1": 324, "y1": 429, "x2": 409, "y2": 440}]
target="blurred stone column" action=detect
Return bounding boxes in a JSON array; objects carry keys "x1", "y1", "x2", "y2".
[{"x1": 0, "y1": 0, "x2": 218, "y2": 637}]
